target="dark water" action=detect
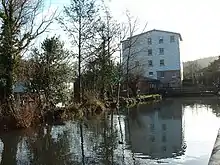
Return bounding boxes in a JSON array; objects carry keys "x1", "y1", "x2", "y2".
[{"x1": 0, "y1": 98, "x2": 220, "y2": 165}]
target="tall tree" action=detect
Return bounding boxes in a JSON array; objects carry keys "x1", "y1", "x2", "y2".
[
  {"x1": 82, "y1": 3, "x2": 121, "y2": 99},
  {"x1": 121, "y1": 11, "x2": 147, "y2": 98},
  {"x1": 58, "y1": 0, "x2": 98, "y2": 103},
  {"x1": 0, "y1": 0, "x2": 56, "y2": 109},
  {"x1": 29, "y1": 36, "x2": 73, "y2": 106}
]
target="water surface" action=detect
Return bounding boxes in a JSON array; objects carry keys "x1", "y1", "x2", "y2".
[{"x1": 0, "y1": 98, "x2": 220, "y2": 165}]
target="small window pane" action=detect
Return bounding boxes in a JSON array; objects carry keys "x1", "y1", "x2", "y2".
[
  {"x1": 162, "y1": 146, "x2": 167, "y2": 152},
  {"x1": 148, "y1": 49, "x2": 152, "y2": 56},
  {"x1": 160, "y1": 72, "x2": 165, "y2": 78},
  {"x1": 150, "y1": 124, "x2": 154, "y2": 131},
  {"x1": 159, "y1": 37, "x2": 163, "y2": 44},
  {"x1": 150, "y1": 136, "x2": 155, "y2": 142},
  {"x1": 160, "y1": 60, "x2": 165, "y2": 66},
  {"x1": 159, "y1": 48, "x2": 164, "y2": 55},
  {"x1": 149, "y1": 72, "x2": 153, "y2": 76},
  {"x1": 148, "y1": 38, "x2": 152, "y2": 45},
  {"x1": 162, "y1": 124, "x2": 166, "y2": 130},
  {"x1": 148, "y1": 60, "x2": 153, "y2": 67},
  {"x1": 162, "y1": 135, "x2": 166, "y2": 142},
  {"x1": 170, "y1": 35, "x2": 175, "y2": 42}
]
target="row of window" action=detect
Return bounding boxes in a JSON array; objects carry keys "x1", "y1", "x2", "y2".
[
  {"x1": 150, "y1": 134, "x2": 166, "y2": 143},
  {"x1": 150, "y1": 124, "x2": 166, "y2": 131},
  {"x1": 148, "y1": 48, "x2": 164, "y2": 56},
  {"x1": 149, "y1": 72, "x2": 165, "y2": 77},
  {"x1": 148, "y1": 59, "x2": 165, "y2": 67},
  {"x1": 135, "y1": 60, "x2": 165, "y2": 67},
  {"x1": 147, "y1": 35, "x2": 175, "y2": 45}
]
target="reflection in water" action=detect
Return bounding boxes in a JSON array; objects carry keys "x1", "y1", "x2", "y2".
[
  {"x1": 0, "y1": 98, "x2": 219, "y2": 165},
  {"x1": 125, "y1": 100, "x2": 186, "y2": 159}
]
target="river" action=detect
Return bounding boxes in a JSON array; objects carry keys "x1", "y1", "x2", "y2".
[{"x1": 0, "y1": 97, "x2": 220, "y2": 165}]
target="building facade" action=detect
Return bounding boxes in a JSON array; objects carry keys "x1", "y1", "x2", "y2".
[{"x1": 122, "y1": 29, "x2": 182, "y2": 87}]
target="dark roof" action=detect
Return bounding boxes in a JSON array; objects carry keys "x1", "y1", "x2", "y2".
[{"x1": 122, "y1": 29, "x2": 183, "y2": 43}]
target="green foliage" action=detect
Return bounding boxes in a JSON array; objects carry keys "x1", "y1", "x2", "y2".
[
  {"x1": 29, "y1": 36, "x2": 73, "y2": 105},
  {"x1": 199, "y1": 57, "x2": 220, "y2": 85}
]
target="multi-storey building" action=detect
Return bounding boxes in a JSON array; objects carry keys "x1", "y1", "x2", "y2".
[{"x1": 122, "y1": 29, "x2": 182, "y2": 87}]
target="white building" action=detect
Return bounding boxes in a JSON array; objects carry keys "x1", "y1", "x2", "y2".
[{"x1": 122, "y1": 29, "x2": 182, "y2": 87}]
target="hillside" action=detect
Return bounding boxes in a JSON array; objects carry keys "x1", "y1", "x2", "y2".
[{"x1": 183, "y1": 56, "x2": 218, "y2": 69}]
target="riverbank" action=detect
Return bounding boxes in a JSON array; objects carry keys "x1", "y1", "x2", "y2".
[
  {"x1": 160, "y1": 86, "x2": 218, "y2": 97},
  {"x1": 0, "y1": 94, "x2": 162, "y2": 132},
  {"x1": 119, "y1": 94, "x2": 162, "y2": 107}
]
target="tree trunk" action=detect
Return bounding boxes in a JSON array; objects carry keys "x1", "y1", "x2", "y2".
[{"x1": 77, "y1": 13, "x2": 82, "y2": 103}]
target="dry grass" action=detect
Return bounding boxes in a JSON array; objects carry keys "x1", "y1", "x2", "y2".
[
  {"x1": 81, "y1": 91, "x2": 106, "y2": 116},
  {"x1": 12, "y1": 100, "x2": 41, "y2": 129},
  {"x1": 0, "y1": 91, "x2": 108, "y2": 131}
]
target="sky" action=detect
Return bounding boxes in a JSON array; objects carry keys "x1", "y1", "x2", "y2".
[{"x1": 41, "y1": 0, "x2": 220, "y2": 62}]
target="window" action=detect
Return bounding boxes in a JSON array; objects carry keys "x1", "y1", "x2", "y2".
[
  {"x1": 160, "y1": 59, "x2": 165, "y2": 66},
  {"x1": 148, "y1": 38, "x2": 152, "y2": 45},
  {"x1": 149, "y1": 72, "x2": 153, "y2": 76},
  {"x1": 162, "y1": 135, "x2": 166, "y2": 142},
  {"x1": 170, "y1": 35, "x2": 175, "y2": 42},
  {"x1": 159, "y1": 37, "x2": 163, "y2": 44},
  {"x1": 159, "y1": 48, "x2": 164, "y2": 55},
  {"x1": 150, "y1": 124, "x2": 154, "y2": 131},
  {"x1": 160, "y1": 71, "x2": 165, "y2": 78},
  {"x1": 162, "y1": 124, "x2": 167, "y2": 130},
  {"x1": 148, "y1": 60, "x2": 153, "y2": 67},
  {"x1": 148, "y1": 49, "x2": 152, "y2": 56},
  {"x1": 150, "y1": 136, "x2": 155, "y2": 142},
  {"x1": 162, "y1": 146, "x2": 167, "y2": 152},
  {"x1": 172, "y1": 73, "x2": 176, "y2": 78},
  {"x1": 135, "y1": 61, "x2": 139, "y2": 67}
]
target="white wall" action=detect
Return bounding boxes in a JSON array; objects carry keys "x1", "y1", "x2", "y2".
[{"x1": 122, "y1": 30, "x2": 181, "y2": 79}]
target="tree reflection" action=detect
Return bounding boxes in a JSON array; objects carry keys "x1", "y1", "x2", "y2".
[
  {"x1": 27, "y1": 126, "x2": 78, "y2": 165},
  {"x1": 0, "y1": 131, "x2": 22, "y2": 165},
  {"x1": 210, "y1": 103, "x2": 220, "y2": 117},
  {"x1": 84, "y1": 111, "x2": 118, "y2": 165}
]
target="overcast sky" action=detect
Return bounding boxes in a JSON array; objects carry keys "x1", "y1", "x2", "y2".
[{"x1": 43, "y1": 0, "x2": 220, "y2": 62}]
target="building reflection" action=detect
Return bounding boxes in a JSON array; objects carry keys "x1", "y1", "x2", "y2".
[{"x1": 125, "y1": 100, "x2": 186, "y2": 159}]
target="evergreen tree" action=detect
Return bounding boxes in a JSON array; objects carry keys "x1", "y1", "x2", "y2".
[{"x1": 29, "y1": 36, "x2": 73, "y2": 105}]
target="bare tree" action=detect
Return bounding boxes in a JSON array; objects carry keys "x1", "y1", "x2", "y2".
[
  {"x1": 78, "y1": 2, "x2": 122, "y2": 100},
  {"x1": 121, "y1": 11, "x2": 147, "y2": 98},
  {"x1": 57, "y1": 0, "x2": 98, "y2": 103}
]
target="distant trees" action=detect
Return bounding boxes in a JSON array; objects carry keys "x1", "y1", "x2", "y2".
[
  {"x1": 199, "y1": 56, "x2": 220, "y2": 86},
  {"x1": 183, "y1": 61, "x2": 202, "y2": 83},
  {"x1": 184, "y1": 56, "x2": 220, "y2": 87}
]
